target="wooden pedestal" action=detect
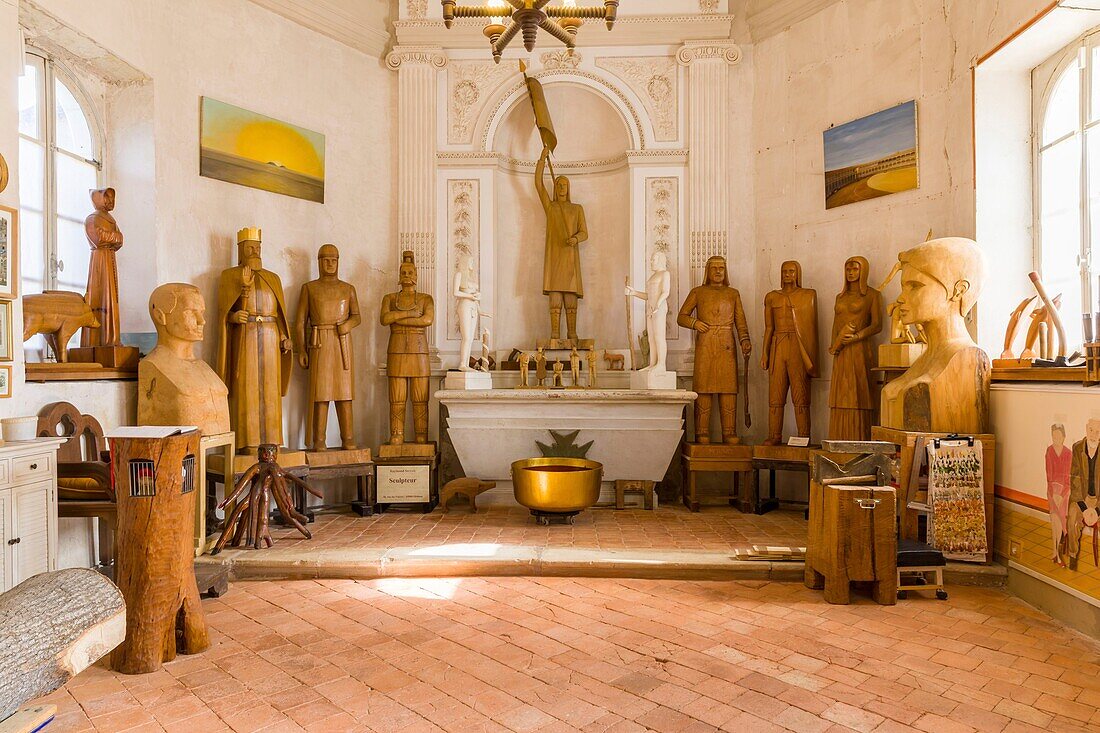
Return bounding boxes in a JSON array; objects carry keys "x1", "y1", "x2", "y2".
[
  {"x1": 306, "y1": 449, "x2": 375, "y2": 517},
  {"x1": 375, "y1": 444, "x2": 438, "y2": 513},
  {"x1": 69, "y1": 345, "x2": 139, "y2": 370},
  {"x1": 194, "y1": 432, "x2": 235, "y2": 557},
  {"x1": 751, "y1": 444, "x2": 814, "y2": 515},
  {"x1": 681, "y1": 443, "x2": 754, "y2": 513},
  {"x1": 804, "y1": 482, "x2": 897, "y2": 605}
]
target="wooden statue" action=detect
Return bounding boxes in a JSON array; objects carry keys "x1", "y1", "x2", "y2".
[
  {"x1": 536, "y1": 145, "x2": 589, "y2": 342},
  {"x1": 828, "y1": 257, "x2": 883, "y2": 441},
  {"x1": 111, "y1": 432, "x2": 209, "y2": 674},
  {"x1": 603, "y1": 350, "x2": 625, "y2": 370},
  {"x1": 139, "y1": 284, "x2": 230, "y2": 436},
  {"x1": 519, "y1": 351, "x2": 531, "y2": 387},
  {"x1": 552, "y1": 360, "x2": 564, "y2": 387},
  {"x1": 676, "y1": 256, "x2": 751, "y2": 444},
  {"x1": 81, "y1": 188, "x2": 123, "y2": 348},
  {"x1": 211, "y1": 444, "x2": 321, "y2": 553},
  {"x1": 569, "y1": 346, "x2": 581, "y2": 386},
  {"x1": 880, "y1": 237, "x2": 991, "y2": 434},
  {"x1": 761, "y1": 260, "x2": 818, "y2": 445},
  {"x1": 22, "y1": 291, "x2": 98, "y2": 362},
  {"x1": 535, "y1": 346, "x2": 547, "y2": 386},
  {"x1": 215, "y1": 228, "x2": 293, "y2": 453},
  {"x1": 380, "y1": 251, "x2": 434, "y2": 444},
  {"x1": 588, "y1": 347, "x2": 598, "y2": 388},
  {"x1": 294, "y1": 245, "x2": 362, "y2": 452}
]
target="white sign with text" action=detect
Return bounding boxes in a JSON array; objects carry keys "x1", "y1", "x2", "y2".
[{"x1": 377, "y1": 464, "x2": 431, "y2": 503}]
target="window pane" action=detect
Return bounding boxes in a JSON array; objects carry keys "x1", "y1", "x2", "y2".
[
  {"x1": 1044, "y1": 63, "x2": 1080, "y2": 145},
  {"x1": 1092, "y1": 45, "x2": 1100, "y2": 123},
  {"x1": 1040, "y1": 135, "x2": 1081, "y2": 219},
  {"x1": 18, "y1": 138, "x2": 45, "y2": 212},
  {"x1": 54, "y1": 78, "x2": 94, "y2": 159},
  {"x1": 1041, "y1": 135, "x2": 1084, "y2": 348},
  {"x1": 18, "y1": 64, "x2": 40, "y2": 139},
  {"x1": 19, "y1": 210, "x2": 45, "y2": 296},
  {"x1": 56, "y1": 217, "x2": 90, "y2": 295},
  {"x1": 56, "y1": 154, "x2": 97, "y2": 221}
]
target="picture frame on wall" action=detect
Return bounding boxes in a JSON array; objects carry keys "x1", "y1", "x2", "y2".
[
  {"x1": 0, "y1": 300, "x2": 11, "y2": 361},
  {"x1": 0, "y1": 205, "x2": 18, "y2": 300},
  {"x1": 823, "y1": 100, "x2": 919, "y2": 210},
  {"x1": 0, "y1": 365, "x2": 11, "y2": 399}
]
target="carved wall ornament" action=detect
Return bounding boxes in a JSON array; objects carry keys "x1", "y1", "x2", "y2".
[
  {"x1": 597, "y1": 56, "x2": 679, "y2": 142},
  {"x1": 406, "y1": 0, "x2": 427, "y2": 19},
  {"x1": 449, "y1": 60, "x2": 516, "y2": 145},
  {"x1": 541, "y1": 50, "x2": 582, "y2": 70},
  {"x1": 676, "y1": 41, "x2": 742, "y2": 66},
  {"x1": 698, "y1": 0, "x2": 720, "y2": 12},
  {"x1": 386, "y1": 45, "x2": 448, "y2": 71}
]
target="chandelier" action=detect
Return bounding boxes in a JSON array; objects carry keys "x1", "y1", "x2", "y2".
[{"x1": 442, "y1": 0, "x2": 620, "y2": 63}]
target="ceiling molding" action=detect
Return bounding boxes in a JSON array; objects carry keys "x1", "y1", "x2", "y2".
[
  {"x1": 247, "y1": 0, "x2": 390, "y2": 57},
  {"x1": 746, "y1": 0, "x2": 842, "y2": 42},
  {"x1": 395, "y1": 14, "x2": 734, "y2": 49}
]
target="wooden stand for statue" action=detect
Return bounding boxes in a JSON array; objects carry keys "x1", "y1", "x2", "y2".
[
  {"x1": 194, "y1": 432, "x2": 235, "y2": 556},
  {"x1": 110, "y1": 432, "x2": 209, "y2": 675},
  {"x1": 69, "y1": 345, "x2": 139, "y2": 371},
  {"x1": 0, "y1": 569, "x2": 125, "y2": 720},
  {"x1": 681, "y1": 444, "x2": 754, "y2": 513},
  {"x1": 871, "y1": 426, "x2": 995, "y2": 563},
  {"x1": 614, "y1": 479, "x2": 655, "y2": 510},
  {"x1": 752, "y1": 444, "x2": 814, "y2": 515},
  {"x1": 375, "y1": 445, "x2": 438, "y2": 513},
  {"x1": 1085, "y1": 342, "x2": 1100, "y2": 386},
  {"x1": 305, "y1": 448, "x2": 374, "y2": 517}
]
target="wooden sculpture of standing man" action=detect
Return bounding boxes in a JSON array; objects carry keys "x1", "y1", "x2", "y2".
[
  {"x1": 380, "y1": 251, "x2": 434, "y2": 445},
  {"x1": 677, "y1": 256, "x2": 751, "y2": 444},
  {"x1": 761, "y1": 260, "x2": 818, "y2": 445},
  {"x1": 536, "y1": 146, "x2": 588, "y2": 342},
  {"x1": 295, "y1": 244, "x2": 362, "y2": 452},
  {"x1": 216, "y1": 228, "x2": 293, "y2": 454},
  {"x1": 81, "y1": 187, "x2": 123, "y2": 348}
]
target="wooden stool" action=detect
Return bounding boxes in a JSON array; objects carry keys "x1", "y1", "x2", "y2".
[
  {"x1": 614, "y1": 480, "x2": 654, "y2": 510},
  {"x1": 896, "y1": 538, "x2": 947, "y2": 600},
  {"x1": 681, "y1": 444, "x2": 754, "y2": 513}
]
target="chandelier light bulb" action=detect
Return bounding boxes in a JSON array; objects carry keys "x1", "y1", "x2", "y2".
[{"x1": 486, "y1": 0, "x2": 508, "y2": 25}]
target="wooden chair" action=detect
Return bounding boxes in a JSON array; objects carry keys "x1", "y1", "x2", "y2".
[{"x1": 36, "y1": 402, "x2": 116, "y2": 567}]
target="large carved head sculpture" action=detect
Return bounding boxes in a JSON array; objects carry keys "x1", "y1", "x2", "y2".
[
  {"x1": 893, "y1": 237, "x2": 985, "y2": 326},
  {"x1": 150, "y1": 283, "x2": 206, "y2": 355}
]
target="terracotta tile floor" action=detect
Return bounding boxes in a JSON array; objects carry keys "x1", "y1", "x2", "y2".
[
  {"x1": 263, "y1": 504, "x2": 808, "y2": 553},
  {"x1": 44, "y1": 577, "x2": 1100, "y2": 733}
]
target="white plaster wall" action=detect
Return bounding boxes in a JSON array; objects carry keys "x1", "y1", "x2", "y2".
[
  {"x1": 751, "y1": 0, "x2": 1054, "y2": 442},
  {"x1": 0, "y1": 0, "x2": 395, "y2": 567}
]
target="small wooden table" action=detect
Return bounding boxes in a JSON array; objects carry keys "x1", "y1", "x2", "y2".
[
  {"x1": 681, "y1": 443, "x2": 754, "y2": 512},
  {"x1": 307, "y1": 461, "x2": 376, "y2": 516},
  {"x1": 195, "y1": 432, "x2": 235, "y2": 557},
  {"x1": 752, "y1": 444, "x2": 814, "y2": 515}
]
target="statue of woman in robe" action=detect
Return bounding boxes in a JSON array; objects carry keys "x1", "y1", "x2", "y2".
[{"x1": 828, "y1": 256, "x2": 883, "y2": 440}]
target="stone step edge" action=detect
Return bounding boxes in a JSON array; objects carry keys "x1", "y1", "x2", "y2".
[{"x1": 197, "y1": 547, "x2": 1007, "y2": 587}]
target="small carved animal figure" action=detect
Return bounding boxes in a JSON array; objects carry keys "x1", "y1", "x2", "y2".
[
  {"x1": 440, "y1": 478, "x2": 496, "y2": 513},
  {"x1": 22, "y1": 290, "x2": 99, "y2": 362},
  {"x1": 603, "y1": 350, "x2": 625, "y2": 371}
]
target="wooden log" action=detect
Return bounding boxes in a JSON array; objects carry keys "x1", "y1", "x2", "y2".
[
  {"x1": 111, "y1": 433, "x2": 209, "y2": 674},
  {"x1": 0, "y1": 569, "x2": 125, "y2": 720}
]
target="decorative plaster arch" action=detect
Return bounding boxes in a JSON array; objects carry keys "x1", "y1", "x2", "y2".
[{"x1": 478, "y1": 70, "x2": 647, "y2": 154}]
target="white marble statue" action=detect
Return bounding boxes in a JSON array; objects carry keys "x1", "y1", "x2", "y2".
[
  {"x1": 625, "y1": 251, "x2": 671, "y2": 373},
  {"x1": 454, "y1": 252, "x2": 484, "y2": 371}
]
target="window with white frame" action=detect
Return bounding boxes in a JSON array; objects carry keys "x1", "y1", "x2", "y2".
[{"x1": 17, "y1": 50, "x2": 103, "y2": 300}]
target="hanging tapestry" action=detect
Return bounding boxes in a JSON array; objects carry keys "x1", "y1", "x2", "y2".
[{"x1": 927, "y1": 440, "x2": 987, "y2": 562}]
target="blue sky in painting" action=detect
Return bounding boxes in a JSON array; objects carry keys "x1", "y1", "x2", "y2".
[{"x1": 823, "y1": 100, "x2": 916, "y2": 171}]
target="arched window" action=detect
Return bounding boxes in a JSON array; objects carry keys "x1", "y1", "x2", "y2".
[{"x1": 17, "y1": 50, "x2": 104, "y2": 300}]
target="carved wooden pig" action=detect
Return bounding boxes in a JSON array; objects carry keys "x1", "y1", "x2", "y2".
[{"x1": 22, "y1": 291, "x2": 99, "y2": 362}]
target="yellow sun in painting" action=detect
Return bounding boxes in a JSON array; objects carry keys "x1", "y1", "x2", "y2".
[{"x1": 234, "y1": 121, "x2": 324, "y2": 179}]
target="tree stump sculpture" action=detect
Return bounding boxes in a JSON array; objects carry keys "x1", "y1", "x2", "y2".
[
  {"x1": 111, "y1": 432, "x2": 208, "y2": 674},
  {"x1": 212, "y1": 444, "x2": 321, "y2": 554}
]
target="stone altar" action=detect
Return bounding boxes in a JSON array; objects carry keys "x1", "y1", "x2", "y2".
[{"x1": 437, "y1": 389, "x2": 696, "y2": 488}]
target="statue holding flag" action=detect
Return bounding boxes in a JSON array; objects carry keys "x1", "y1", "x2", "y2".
[{"x1": 523, "y1": 61, "x2": 590, "y2": 344}]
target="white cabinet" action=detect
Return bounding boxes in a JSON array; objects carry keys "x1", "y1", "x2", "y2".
[{"x1": 0, "y1": 439, "x2": 63, "y2": 592}]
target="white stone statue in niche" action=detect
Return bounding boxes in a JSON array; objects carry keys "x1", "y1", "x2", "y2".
[
  {"x1": 625, "y1": 251, "x2": 675, "y2": 389},
  {"x1": 453, "y1": 251, "x2": 488, "y2": 371}
]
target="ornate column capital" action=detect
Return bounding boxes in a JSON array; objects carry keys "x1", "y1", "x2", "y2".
[
  {"x1": 386, "y1": 45, "x2": 448, "y2": 71},
  {"x1": 676, "y1": 41, "x2": 742, "y2": 66}
]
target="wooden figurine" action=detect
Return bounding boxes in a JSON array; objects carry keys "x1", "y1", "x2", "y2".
[
  {"x1": 588, "y1": 347, "x2": 598, "y2": 388},
  {"x1": 294, "y1": 245, "x2": 362, "y2": 452},
  {"x1": 761, "y1": 260, "x2": 818, "y2": 445},
  {"x1": 139, "y1": 284, "x2": 230, "y2": 435},
  {"x1": 535, "y1": 346, "x2": 547, "y2": 386},
  {"x1": 111, "y1": 432, "x2": 209, "y2": 674},
  {"x1": 440, "y1": 478, "x2": 496, "y2": 513},
  {"x1": 880, "y1": 237, "x2": 990, "y2": 434},
  {"x1": 537, "y1": 145, "x2": 589, "y2": 342},
  {"x1": 569, "y1": 346, "x2": 581, "y2": 386},
  {"x1": 828, "y1": 257, "x2": 883, "y2": 441},
  {"x1": 552, "y1": 361, "x2": 564, "y2": 388},
  {"x1": 215, "y1": 228, "x2": 293, "y2": 453},
  {"x1": 603, "y1": 350, "x2": 625, "y2": 370},
  {"x1": 22, "y1": 291, "x2": 98, "y2": 362},
  {"x1": 519, "y1": 351, "x2": 531, "y2": 387},
  {"x1": 380, "y1": 251, "x2": 434, "y2": 445},
  {"x1": 676, "y1": 256, "x2": 751, "y2": 444},
  {"x1": 212, "y1": 444, "x2": 321, "y2": 553},
  {"x1": 81, "y1": 188, "x2": 123, "y2": 348}
]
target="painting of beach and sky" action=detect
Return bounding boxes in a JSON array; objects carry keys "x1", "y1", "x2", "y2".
[
  {"x1": 823, "y1": 100, "x2": 918, "y2": 210},
  {"x1": 200, "y1": 97, "x2": 325, "y2": 203}
]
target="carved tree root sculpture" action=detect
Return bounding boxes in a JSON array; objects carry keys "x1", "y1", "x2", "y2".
[{"x1": 211, "y1": 444, "x2": 322, "y2": 554}]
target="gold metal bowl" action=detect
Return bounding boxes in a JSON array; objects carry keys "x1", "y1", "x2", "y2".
[{"x1": 511, "y1": 457, "x2": 603, "y2": 517}]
